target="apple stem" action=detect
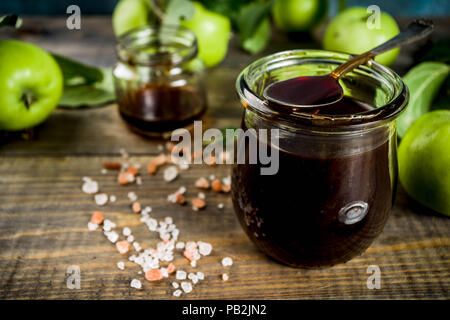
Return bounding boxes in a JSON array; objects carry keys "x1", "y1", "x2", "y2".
[{"x1": 22, "y1": 91, "x2": 35, "y2": 109}]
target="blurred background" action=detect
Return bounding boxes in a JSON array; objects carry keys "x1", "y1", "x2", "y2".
[{"x1": 1, "y1": 0, "x2": 450, "y2": 16}]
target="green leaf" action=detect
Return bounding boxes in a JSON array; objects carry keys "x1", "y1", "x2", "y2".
[
  {"x1": 0, "y1": 14, "x2": 22, "y2": 29},
  {"x1": 234, "y1": 1, "x2": 274, "y2": 42},
  {"x1": 241, "y1": 17, "x2": 271, "y2": 55},
  {"x1": 59, "y1": 69, "x2": 115, "y2": 108},
  {"x1": 52, "y1": 54, "x2": 104, "y2": 86},
  {"x1": 397, "y1": 62, "x2": 450, "y2": 138},
  {"x1": 163, "y1": 0, "x2": 195, "y2": 26}
]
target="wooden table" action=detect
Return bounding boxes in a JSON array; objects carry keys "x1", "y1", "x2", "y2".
[{"x1": 0, "y1": 17, "x2": 449, "y2": 300}]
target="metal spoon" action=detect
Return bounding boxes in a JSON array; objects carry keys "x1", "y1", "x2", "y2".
[{"x1": 263, "y1": 20, "x2": 434, "y2": 111}]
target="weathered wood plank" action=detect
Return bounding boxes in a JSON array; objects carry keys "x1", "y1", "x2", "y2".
[{"x1": 0, "y1": 156, "x2": 449, "y2": 299}]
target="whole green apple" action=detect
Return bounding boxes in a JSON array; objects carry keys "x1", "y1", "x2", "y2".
[
  {"x1": 0, "y1": 40, "x2": 63, "y2": 131},
  {"x1": 323, "y1": 7, "x2": 400, "y2": 66},
  {"x1": 272, "y1": 0, "x2": 327, "y2": 32},
  {"x1": 112, "y1": 0, "x2": 150, "y2": 36},
  {"x1": 181, "y1": 2, "x2": 231, "y2": 68},
  {"x1": 399, "y1": 110, "x2": 450, "y2": 216}
]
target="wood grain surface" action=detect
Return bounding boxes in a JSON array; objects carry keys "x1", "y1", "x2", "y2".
[{"x1": 0, "y1": 16, "x2": 449, "y2": 300}]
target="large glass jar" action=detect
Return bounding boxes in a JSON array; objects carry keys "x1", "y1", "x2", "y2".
[
  {"x1": 113, "y1": 25, "x2": 207, "y2": 136},
  {"x1": 233, "y1": 50, "x2": 409, "y2": 268}
]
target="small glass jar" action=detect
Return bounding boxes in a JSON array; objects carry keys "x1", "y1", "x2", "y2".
[
  {"x1": 233, "y1": 50, "x2": 409, "y2": 268},
  {"x1": 113, "y1": 25, "x2": 207, "y2": 136}
]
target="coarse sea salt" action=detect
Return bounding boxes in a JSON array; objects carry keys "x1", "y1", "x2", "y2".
[
  {"x1": 173, "y1": 289, "x2": 182, "y2": 297},
  {"x1": 198, "y1": 241, "x2": 212, "y2": 256},
  {"x1": 123, "y1": 227, "x2": 131, "y2": 236},
  {"x1": 117, "y1": 261, "x2": 125, "y2": 270},
  {"x1": 176, "y1": 270, "x2": 187, "y2": 280},
  {"x1": 163, "y1": 166, "x2": 178, "y2": 182},
  {"x1": 181, "y1": 281, "x2": 192, "y2": 293},
  {"x1": 87, "y1": 222, "x2": 98, "y2": 231},
  {"x1": 130, "y1": 279, "x2": 142, "y2": 289},
  {"x1": 82, "y1": 179, "x2": 98, "y2": 194},
  {"x1": 222, "y1": 257, "x2": 233, "y2": 267},
  {"x1": 95, "y1": 193, "x2": 108, "y2": 206}
]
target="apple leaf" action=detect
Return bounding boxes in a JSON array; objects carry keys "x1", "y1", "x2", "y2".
[
  {"x1": 397, "y1": 62, "x2": 450, "y2": 138},
  {"x1": 59, "y1": 69, "x2": 116, "y2": 108},
  {"x1": 163, "y1": 0, "x2": 195, "y2": 26},
  {"x1": 241, "y1": 17, "x2": 271, "y2": 55},
  {"x1": 234, "y1": 1, "x2": 274, "y2": 42},
  {"x1": 0, "y1": 14, "x2": 22, "y2": 29},
  {"x1": 52, "y1": 54, "x2": 104, "y2": 86}
]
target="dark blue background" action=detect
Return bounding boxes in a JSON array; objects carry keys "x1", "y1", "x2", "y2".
[{"x1": 0, "y1": 0, "x2": 449, "y2": 16}]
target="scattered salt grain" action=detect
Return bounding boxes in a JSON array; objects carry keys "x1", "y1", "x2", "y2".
[
  {"x1": 94, "y1": 193, "x2": 108, "y2": 206},
  {"x1": 87, "y1": 222, "x2": 98, "y2": 231},
  {"x1": 116, "y1": 240, "x2": 130, "y2": 254},
  {"x1": 176, "y1": 242, "x2": 185, "y2": 250},
  {"x1": 172, "y1": 282, "x2": 179, "y2": 289},
  {"x1": 127, "y1": 235, "x2": 134, "y2": 243},
  {"x1": 82, "y1": 179, "x2": 99, "y2": 194},
  {"x1": 222, "y1": 273, "x2": 229, "y2": 281},
  {"x1": 190, "y1": 260, "x2": 197, "y2": 267},
  {"x1": 188, "y1": 273, "x2": 198, "y2": 284},
  {"x1": 117, "y1": 261, "x2": 125, "y2": 270},
  {"x1": 109, "y1": 195, "x2": 116, "y2": 202},
  {"x1": 128, "y1": 191, "x2": 138, "y2": 202},
  {"x1": 130, "y1": 279, "x2": 142, "y2": 289},
  {"x1": 198, "y1": 241, "x2": 212, "y2": 256},
  {"x1": 133, "y1": 241, "x2": 142, "y2": 252},
  {"x1": 176, "y1": 270, "x2": 187, "y2": 280},
  {"x1": 181, "y1": 281, "x2": 193, "y2": 293},
  {"x1": 195, "y1": 177, "x2": 210, "y2": 189},
  {"x1": 101, "y1": 168, "x2": 107, "y2": 175},
  {"x1": 136, "y1": 177, "x2": 142, "y2": 185},
  {"x1": 123, "y1": 227, "x2": 131, "y2": 236},
  {"x1": 163, "y1": 166, "x2": 178, "y2": 182},
  {"x1": 160, "y1": 267, "x2": 169, "y2": 278},
  {"x1": 222, "y1": 257, "x2": 233, "y2": 267},
  {"x1": 198, "y1": 192, "x2": 205, "y2": 200},
  {"x1": 105, "y1": 231, "x2": 119, "y2": 243},
  {"x1": 217, "y1": 203, "x2": 224, "y2": 210},
  {"x1": 103, "y1": 219, "x2": 116, "y2": 231},
  {"x1": 173, "y1": 289, "x2": 182, "y2": 297},
  {"x1": 197, "y1": 272, "x2": 204, "y2": 280}
]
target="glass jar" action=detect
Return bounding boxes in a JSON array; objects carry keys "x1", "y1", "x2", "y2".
[
  {"x1": 113, "y1": 25, "x2": 207, "y2": 136},
  {"x1": 233, "y1": 50, "x2": 409, "y2": 268}
]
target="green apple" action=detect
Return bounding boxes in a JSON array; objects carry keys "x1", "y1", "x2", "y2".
[
  {"x1": 272, "y1": 0, "x2": 327, "y2": 32},
  {"x1": 181, "y1": 2, "x2": 231, "y2": 68},
  {"x1": 323, "y1": 7, "x2": 400, "y2": 66},
  {"x1": 398, "y1": 110, "x2": 450, "y2": 216},
  {"x1": 0, "y1": 40, "x2": 63, "y2": 131},
  {"x1": 112, "y1": 0, "x2": 149, "y2": 36}
]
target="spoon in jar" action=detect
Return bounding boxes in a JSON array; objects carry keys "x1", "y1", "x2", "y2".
[{"x1": 263, "y1": 20, "x2": 434, "y2": 112}]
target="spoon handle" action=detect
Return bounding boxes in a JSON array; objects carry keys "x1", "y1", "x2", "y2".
[{"x1": 331, "y1": 19, "x2": 434, "y2": 79}]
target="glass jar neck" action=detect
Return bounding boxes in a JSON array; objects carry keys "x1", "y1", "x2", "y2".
[
  {"x1": 116, "y1": 25, "x2": 198, "y2": 67},
  {"x1": 237, "y1": 50, "x2": 409, "y2": 133}
]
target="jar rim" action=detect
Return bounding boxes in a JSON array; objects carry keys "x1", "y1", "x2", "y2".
[
  {"x1": 116, "y1": 24, "x2": 198, "y2": 66},
  {"x1": 236, "y1": 49, "x2": 409, "y2": 129}
]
